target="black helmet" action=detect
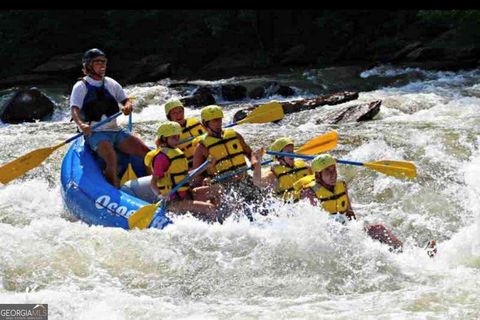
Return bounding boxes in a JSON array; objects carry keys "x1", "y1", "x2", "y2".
[{"x1": 82, "y1": 48, "x2": 106, "y2": 65}]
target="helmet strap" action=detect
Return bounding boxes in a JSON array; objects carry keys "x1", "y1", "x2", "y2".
[{"x1": 205, "y1": 121, "x2": 222, "y2": 137}]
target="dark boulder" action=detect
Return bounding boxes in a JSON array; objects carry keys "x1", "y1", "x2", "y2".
[
  {"x1": 122, "y1": 55, "x2": 173, "y2": 84},
  {"x1": 248, "y1": 86, "x2": 266, "y2": 99},
  {"x1": 390, "y1": 42, "x2": 423, "y2": 62},
  {"x1": 1, "y1": 88, "x2": 56, "y2": 124},
  {"x1": 32, "y1": 53, "x2": 83, "y2": 75},
  {"x1": 280, "y1": 44, "x2": 313, "y2": 65},
  {"x1": 221, "y1": 84, "x2": 247, "y2": 101},
  {"x1": 279, "y1": 91, "x2": 359, "y2": 114},
  {"x1": 248, "y1": 81, "x2": 295, "y2": 99},
  {"x1": 315, "y1": 100, "x2": 381, "y2": 124},
  {"x1": 180, "y1": 86, "x2": 216, "y2": 108},
  {"x1": 275, "y1": 85, "x2": 295, "y2": 97},
  {"x1": 0, "y1": 74, "x2": 55, "y2": 90},
  {"x1": 199, "y1": 54, "x2": 256, "y2": 78}
]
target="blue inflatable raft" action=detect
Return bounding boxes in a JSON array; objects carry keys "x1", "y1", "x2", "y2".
[{"x1": 60, "y1": 138, "x2": 172, "y2": 229}]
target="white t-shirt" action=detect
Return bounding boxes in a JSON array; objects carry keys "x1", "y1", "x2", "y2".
[{"x1": 70, "y1": 76, "x2": 128, "y2": 131}]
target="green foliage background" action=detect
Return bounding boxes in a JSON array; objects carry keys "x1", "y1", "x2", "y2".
[{"x1": 0, "y1": 10, "x2": 478, "y2": 78}]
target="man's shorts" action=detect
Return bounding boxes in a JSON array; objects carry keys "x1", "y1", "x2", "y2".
[{"x1": 85, "y1": 128, "x2": 131, "y2": 152}]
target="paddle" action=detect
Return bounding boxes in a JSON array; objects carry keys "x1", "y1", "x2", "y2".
[
  {"x1": 213, "y1": 131, "x2": 339, "y2": 183},
  {"x1": 0, "y1": 111, "x2": 123, "y2": 185},
  {"x1": 127, "y1": 159, "x2": 210, "y2": 229},
  {"x1": 224, "y1": 101, "x2": 284, "y2": 127},
  {"x1": 178, "y1": 101, "x2": 285, "y2": 145},
  {"x1": 294, "y1": 130, "x2": 338, "y2": 155},
  {"x1": 120, "y1": 112, "x2": 138, "y2": 185},
  {"x1": 266, "y1": 151, "x2": 417, "y2": 180}
]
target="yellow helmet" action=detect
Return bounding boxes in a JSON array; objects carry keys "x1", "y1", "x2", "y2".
[
  {"x1": 311, "y1": 154, "x2": 336, "y2": 173},
  {"x1": 164, "y1": 100, "x2": 184, "y2": 116},
  {"x1": 201, "y1": 105, "x2": 224, "y2": 122},
  {"x1": 156, "y1": 121, "x2": 182, "y2": 139},
  {"x1": 270, "y1": 137, "x2": 294, "y2": 152}
]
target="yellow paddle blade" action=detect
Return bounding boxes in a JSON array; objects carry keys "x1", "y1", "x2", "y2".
[
  {"x1": 120, "y1": 163, "x2": 137, "y2": 186},
  {"x1": 128, "y1": 202, "x2": 160, "y2": 229},
  {"x1": 295, "y1": 131, "x2": 338, "y2": 155},
  {"x1": 236, "y1": 101, "x2": 284, "y2": 125},
  {"x1": 364, "y1": 160, "x2": 417, "y2": 179},
  {"x1": 0, "y1": 142, "x2": 66, "y2": 184}
]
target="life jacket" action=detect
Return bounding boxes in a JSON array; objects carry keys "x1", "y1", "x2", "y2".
[
  {"x1": 80, "y1": 79, "x2": 119, "y2": 123},
  {"x1": 271, "y1": 159, "x2": 311, "y2": 201},
  {"x1": 144, "y1": 147, "x2": 189, "y2": 196},
  {"x1": 294, "y1": 175, "x2": 349, "y2": 214},
  {"x1": 178, "y1": 118, "x2": 206, "y2": 167},
  {"x1": 199, "y1": 128, "x2": 247, "y2": 176}
]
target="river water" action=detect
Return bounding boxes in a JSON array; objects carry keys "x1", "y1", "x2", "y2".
[{"x1": 0, "y1": 65, "x2": 479, "y2": 319}]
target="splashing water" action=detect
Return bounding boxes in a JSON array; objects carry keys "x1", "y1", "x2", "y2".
[{"x1": 1, "y1": 66, "x2": 480, "y2": 319}]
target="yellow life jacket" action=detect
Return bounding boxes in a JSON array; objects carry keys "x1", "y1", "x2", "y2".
[
  {"x1": 178, "y1": 118, "x2": 206, "y2": 167},
  {"x1": 294, "y1": 175, "x2": 349, "y2": 214},
  {"x1": 199, "y1": 128, "x2": 247, "y2": 176},
  {"x1": 144, "y1": 147, "x2": 189, "y2": 196},
  {"x1": 271, "y1": 159, "x2": 311, "y2": 201}
]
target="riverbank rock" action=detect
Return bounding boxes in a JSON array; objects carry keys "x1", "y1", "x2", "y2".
[
  {"x1": 0, "y1": 74, "x2": 56, "y2": 90},
  {"x1": 121, "y1": 55, "x2": 173, "y2": 83},
  {"x1": 315, "y1": 100, "x2": 381, "y2": 124},
  {"x1": 221, "y1": 84, "x2": 247, "y2": 101},
  {"x1": 179, "y1": 86, "x2": 216, "y2": 108},
  {"x1": 280, "y1": 44, "x2": 313, "y2": 65},
  {"x1": 384, "y1": 29, "x2": 480, "y2": 71},
  {"x1": 32, "y1": 53, "x2": 83, "y2": 75},
  {"x1": 199, "y1": 53, "x2": 257, "y2": 79},
  {"x1": 281, "y1": 91, "x2": 359, "y2": 114},
  {"x1": 233, "y1": 91, "x2": 359, "y2": 122},
  {"x1": 248, "y1": 81, "x2": 295, "y2": 99},
  {"x1": 0, "y1": 88, "x2": 55, "y2": 123}
]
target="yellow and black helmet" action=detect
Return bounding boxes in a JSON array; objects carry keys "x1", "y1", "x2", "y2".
[
  {"x1": 311, "y1": 154, "x2": 336, "y2": 173},
  {"x1": 201, "y1": 105, "x2": 224, "y2": 122},
  {"x1": 164, "y1": 100, "x2": 184, "y2": 116},
  {"x1": 270, "y1": 137, "x2": 294, "y2": 152},
  {"x1": 156, "y1": 121, "x2": 182, "y2": 139}
]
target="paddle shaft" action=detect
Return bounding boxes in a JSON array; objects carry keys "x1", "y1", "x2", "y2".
[
  {"x1": 213, "y1": 159, "x2": 273, "y2": 183},
  {"x1": 224, "y1": 122, "x2": 237, "y2": 128},
  {"x1": 65, "y1": 111, "x2": 123, "y2": 144},
  {"x1": 148, "y1": 160, "x2": 210, "y2": 226},
  {"x1": 213, "y1": 131, "x2": 338, "y2": 182},
  {"x1": 169, "y1": 159, "x2": 210, "y2": 195},
  {"x1": 267, "y1": 151, "x2": 363, "y2": 167},
  {"x1": 128, "y1": 159, "x2": 210, "y2": 229}
]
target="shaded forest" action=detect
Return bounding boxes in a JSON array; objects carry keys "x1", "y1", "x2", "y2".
[{"x1": 0, "y1": 10, "x2": 479, "y2": 85}]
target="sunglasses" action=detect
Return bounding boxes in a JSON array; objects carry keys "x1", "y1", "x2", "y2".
[{"x1": 92, "y1": 59, "x2": 107, "y2": 64}]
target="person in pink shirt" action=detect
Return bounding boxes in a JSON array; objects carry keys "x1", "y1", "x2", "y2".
[{"x1": 122, "y1": 121, "x2": 222, "y2": 222}]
